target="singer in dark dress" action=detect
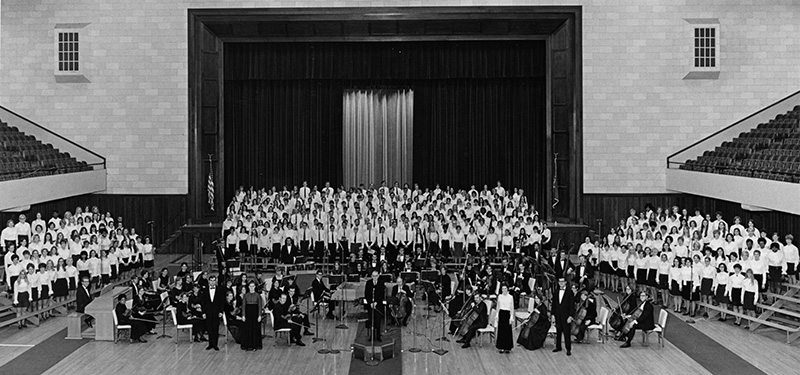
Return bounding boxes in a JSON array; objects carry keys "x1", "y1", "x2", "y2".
[
  {"x1": 551, "y1": 277, "x2": 575, "y2": 355},
  {"x1": 240, "y1": 281, "x2": 264, "y2": 351},
  {"x1": 364, "y1": 270, "x2": 385, "y2": 342}
]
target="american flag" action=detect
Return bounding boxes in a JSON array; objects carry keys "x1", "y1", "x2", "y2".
[{"x1": 207, "y1": 155, "x2": 215, "y2": 211}]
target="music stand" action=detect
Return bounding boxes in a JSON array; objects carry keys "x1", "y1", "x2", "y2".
[
  {"x1": 347, "y1": 274, "x2": 361, "y2": 282},
  {"x1": 328, "y1": 275, "x2": 344, "y2": 289},
  {"x1": 413, "y1": 259, "x2": 426, "y2": 270},
  {"x1": 155, "y1": 292, "x2": 172, "y2": 339},
  {"x1": 379, "y1": 274, "x2": 393, "y2": 284},
  {"x1": 420, "y1": 270, "x2": 438, "y2": 283},
  {"x1": 400, "y1": 272, "x2": 418, "y2": 284}
]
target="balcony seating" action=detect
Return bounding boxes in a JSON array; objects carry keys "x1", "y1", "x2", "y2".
[
  {"x1": 0, "y1": 121, "x2": 92, "y2": 181},
  {"x1": 682, "y1": 105, "x2": 800, "y2": 183}
]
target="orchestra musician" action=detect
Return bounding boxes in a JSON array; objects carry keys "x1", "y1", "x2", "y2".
[
  {"x1": 573, "y1": 289, "x2": 597, "y2": 343},
  {"x1": 311, "y1": 270, "x2": 335, "y2": 319},
  {"x1": 273, "y1": 292, "x2": 306, "y2": 346},
  {"x1": 620, "y1": 290, "x2": 655, "y2": 348},
  {"x1": 551, "y1": 277, "x2": 575, "y2": 356},
  {"x1": 176, "y1": 292, "x2": 207, "y2": 342},
  {"x1": 224, "y1": 290, "x2": 243, "y2": 344},
  {"x1": 575, "y1": 255, "x2": 596, "y2": 291},
  {"x1": 456, "y1": 293, "x2": 488, "y2": 348},
  {"x1": 115, "y1": 294, "x2": 148, "y2": 343},
  {"x1": 517, "y1": 293, "x2": 549, "y2": 350},
  {"x1": 391, "y1": 276, "x2": 414, "y2": 326},
  {"x1": 286, "y1": 287, "x2": 313, "y2": 336},
  {"x1": 364, "y1": 269, "x2": 385, "y2": 342}
]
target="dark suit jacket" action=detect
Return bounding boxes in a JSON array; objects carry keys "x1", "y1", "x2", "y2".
[
  {"x1": 473, "y1": 300, "x2": 489, "y2": 328},
  {"x1": 311, "y1": 278, "x2": 330, "y2": 302},
  {"x1": 551, "y1": 287, "x2": 575, "y2": 322},
  {"x1": 576, "y1": 263, "x2": 595, "y2": 281},
  {"x1": 76, "y1": 285, "x2": 93, "y2": 313},
  {"x1": 554, "y1": 258, "x2": 574, "y2": 279},
  {"x1": 201, "y1": 287, "x2": 225, "y2": 318},
  {"x1": 391, "y1": 284, "x2": 414, "y2": 299},
  {"x1": 365, "y1": 279, "x2": 385, "y2": 306},
  {"x1": 634, "y1": 300, "x2": 656, "y2": 330},
  {"x1": 280, "y1": 245, "x2": 297, "y2": 264}
]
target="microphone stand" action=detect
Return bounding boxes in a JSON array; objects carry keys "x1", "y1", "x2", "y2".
[
  {"x1": 365, "y1": 282, "x2": 379, "y2": 367},
  {"x1": 407, "y1": 297, "x2": 422, "y2": 353},
  {"x1": 433, "y1": 300, "x2": 449, "y2": 356}
]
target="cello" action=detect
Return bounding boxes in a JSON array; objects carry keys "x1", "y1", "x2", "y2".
[
  {"x1": 608, "y1": 292, "x2": 634, "y2": 333},
  {"x1": 570, "y1": 291, "x2": 589, "y2": 337}
]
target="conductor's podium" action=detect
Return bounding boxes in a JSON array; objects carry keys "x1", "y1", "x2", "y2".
[{"x1": 352, "y1": 337, "x2": 396, "y2": 362}]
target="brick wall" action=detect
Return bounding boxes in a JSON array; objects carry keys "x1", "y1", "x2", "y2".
[{"x1": 1, "y1": 0, "x2": 799, "y2": 195}]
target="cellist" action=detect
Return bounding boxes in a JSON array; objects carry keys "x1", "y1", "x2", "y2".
[
  {"x1": 573, "y1": 289, "x2": 597, "y2": 343},
  {"x1": 620, "y1": 290, "x2": 655, "y2": 348}
]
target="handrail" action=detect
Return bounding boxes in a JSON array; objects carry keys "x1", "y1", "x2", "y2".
[
  {"x1": 666, "y1": 89, "x2": 800, "y2": 165},
  {"x1": 158, "y1": 212, "x2": 184, "y2": 236},
  {"x1": 0, "y1": 161, "x2": 103, "y2": 177},
  {"x1": 0, "y1": 104, "x2": 106, "y2": 164}
]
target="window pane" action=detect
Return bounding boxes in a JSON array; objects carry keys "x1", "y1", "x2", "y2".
[
  {"x1": 695, "y1": 28, "x2": 699, "y2": 37},
  {"x1": 75, "y1": 52, "x2": 79, "y2": 62},
  {"x1": 75, "y1": 62, "x2": 79, "y2": 71},
  {"x1": 74, "y1": 34, "x2": 79, "y2": 42},
  {"x1": 710, "y1": 28, "x2": 715, "y2": 37}
]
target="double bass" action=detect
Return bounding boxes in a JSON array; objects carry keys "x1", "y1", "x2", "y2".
[
  {"x1": 455, "y1": 299, "x2": 480, "y2": 336},
  {"x1": 517, "y1": 299, "x2": 541, "y2": 343}
]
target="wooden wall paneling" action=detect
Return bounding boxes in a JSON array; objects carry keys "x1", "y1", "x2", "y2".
[
  {"x1": 2, "y1": 194, "x2": 187, "y2": 249},
  {"x1": 583, "y1": 194, "x2": 800, "y2": 239}
]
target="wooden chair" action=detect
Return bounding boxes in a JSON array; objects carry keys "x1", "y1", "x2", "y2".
[
  {"x1": 268, "y1": 308, "x2": 292, "y2": 346},
  {"x1": 168, "y1": 307, "x2": 193, "y2": 344},
  {"x1": 477, "y1": 308, "x2": 497, "y2": 347},
  {"x1": 222, "y1": 313, "x2": 229, "y2": 344},
  {"x1": 587, "y1": 307, "x2": 610, "y2": 343},
  {"x1": 112, "y1": 310, "x2": 131, "y2": 343},
  {"x1": 643, "y1": 309, "x2": 668, "y2": 348},
  {"x1": 514, "y1": 296, "x2": 536, "y2": 328}
]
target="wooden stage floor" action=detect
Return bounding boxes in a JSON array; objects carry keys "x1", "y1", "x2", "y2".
[{"x1": 1, "y1": 255, "x2": 798, "y2": 375}]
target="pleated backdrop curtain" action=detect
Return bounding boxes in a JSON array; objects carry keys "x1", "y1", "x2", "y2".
[{"x1": 342, "y1": 89, "x2": 413, "y2": 188}]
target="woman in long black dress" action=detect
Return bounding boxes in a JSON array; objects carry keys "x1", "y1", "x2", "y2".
[
  {"x1": 240, "y1": 281, "x2": 264, "y2": 351},
  {"x1": 495, "y1": 284, "x2": 514, "y2": 353},
  {"x1": 517, "y1": 293, "x2": 549, "y2": 350}
]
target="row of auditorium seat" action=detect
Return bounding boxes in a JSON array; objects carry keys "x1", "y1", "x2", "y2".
[
  {"x1": 0, "y1": 121, "x2": 93, "y2": 180},
  {"x1": 681, "y1": 105, "x2": 800, "y2": 183}
]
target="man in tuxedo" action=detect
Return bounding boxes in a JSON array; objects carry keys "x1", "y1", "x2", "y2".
[
  {"x1": 575, "y1": 255, "x2": 596, "y2": 291},
  {"x1": 551, "y1": 277, "x2": 575, "y2": 356},
  {"x1": 280, "y1": 238, "x2": 298, "y2": 264},
  {"x1": 364, "y1": 269, "x2": 385, "y2": 342},
  {"x1": 202, "y1": 275, "x2": 225, "y2": 351},
  {"x1": 553, "y1": 250, "x2": 575, "y2": 283},
  {"x1": 311, "y1": 270, "x2": 335, "y2": 319},
  {"x1": 620, "y1": 291, "x2": 655, "y2": 348},
  {"x1": 456, "y1": 293, "x2": 488, "y2": 348},
  {"x1": 76, "y1": 277, "x2": 94, "y2": 327}
]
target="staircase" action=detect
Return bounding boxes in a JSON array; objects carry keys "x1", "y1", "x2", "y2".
[{"x1": 753, "y1": 283, "x2": 800, "y2": 344}]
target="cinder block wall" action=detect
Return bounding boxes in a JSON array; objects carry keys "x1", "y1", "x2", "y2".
[{"x1": 1, "y1": 0, "x2": 799, "y2": 195}]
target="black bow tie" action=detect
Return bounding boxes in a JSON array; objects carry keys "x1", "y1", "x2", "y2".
[{"x1": 210, "y1": 287, "x2": 216, "y2": 290}]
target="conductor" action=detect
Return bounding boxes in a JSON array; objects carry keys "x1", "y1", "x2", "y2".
[{"x1": 364, "y1": 269, "x2": 385, "y2": 342}]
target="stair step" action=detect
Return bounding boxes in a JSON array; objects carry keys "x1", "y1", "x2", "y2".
[
  {"x1": 757, "y1": 303, "x2": 800, "y2": 319},
  {"x1": 765, "y1": 292, "x2": 800, "y2": 305}
]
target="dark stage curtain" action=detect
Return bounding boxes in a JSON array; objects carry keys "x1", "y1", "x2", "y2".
[
  {"x1": 223, "y1": 79, "x2": 344, "y2": 198},
  {"x1": 413, "y1": 78, "x2": 547, "y2": 213},
  {"x1": 225, "y1": 41, "x2": 546, "y2": 80}
]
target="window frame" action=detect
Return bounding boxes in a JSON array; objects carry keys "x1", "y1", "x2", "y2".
[
  {"x1": 54, "y1": 29, "x2": 83, "y2": 76},
  {"x1": 690, "y1": 23, "x2": 720, "y2": 73}
]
